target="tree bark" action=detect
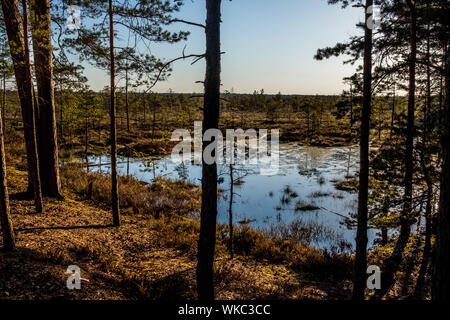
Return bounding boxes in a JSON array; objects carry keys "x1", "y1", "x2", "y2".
[
  {"x1": 1, "y1": 73, "x2": 6, "y2": 134},
  {"x1": 125, "y1": 66, "x2": 130, "y2": 132},
  {"x1": 29, "y1": 0, "x2": 61, "y2": 198},
  {"x1": 59, "y1": 84, "x2": 63, "y2": 139},
  {"x1": 414, "y1": 28, "x2": 433, "y2": 299},
  {"x1": 1, "y1": 0, "x2": 43, "y2": 213},
  {"x1": 414, "y1": 160, "x2": 432, "y2": 299},
  {"x1": 85, "y1": 115, "x2": 88, "y2": 156},
  {"x1": 109, "y1": 0, "x2": 120, "y2": 226},
  {"x1": 376, "y1": 0, "x2": 416, "y2": 299},
  {"x1": 197, "y1": 0, "x2": 221, "y2": 301},
  {"x1": 352, "y1": 0, "x2": 373, "y2": 301},
  {"x1": 0, "y1": 103, "x2": 15, "y2": 251},
  {"x1": 390, "y1": 84, "x2": 395, "y2": 139},
  {"x1": 432, "y1": 43, "x2": 450, "y2": 300},
  {"x1": 349, "y1": 83, "x2": 353, "y2": 130}
]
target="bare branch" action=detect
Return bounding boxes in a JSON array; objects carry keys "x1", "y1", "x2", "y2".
[
  {"x1": 170, "y1": 19, "x2": 206, "y2": 29},
  {"x1": 145, "y1": 52, "x2": 206, "y2": 92}
]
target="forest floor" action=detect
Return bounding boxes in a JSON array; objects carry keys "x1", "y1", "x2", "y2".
[{"x1": 0, "y1": 165, "x2": 353, "y2": 300}]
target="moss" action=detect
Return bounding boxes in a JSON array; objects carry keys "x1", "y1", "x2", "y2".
[
  {"x1": 232, "y1": 225, "x2": 352, "y2": 279},
  {"x1": 334, "y1": 178, "x2": 358, "y2": 192}
]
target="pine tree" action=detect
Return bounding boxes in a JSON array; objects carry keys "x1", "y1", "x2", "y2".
[
  {"x1": 108, "y1": 0, "x2": 119, "y2": 226},
  {"x1": 29, "y1": 0, "x2": 62, "y2": 198},
  {"x1": 1, "y1": 0, "x2": 43, "y2": 213},
  {"x1": 197, "y1": 0, "x2": 221, "y2": 301},
  {"x1": 0, "y1": 98, "x2": 14, "y2": 251}
]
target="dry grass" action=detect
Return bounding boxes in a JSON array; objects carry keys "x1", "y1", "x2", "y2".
[
  {"x1": 0, "y1": 165, "x2": 353, "y2": 300},
  {"x1": 228, "y1": 225, "x2": 352, "y2": 279},
  {"x1": 60, "y1": 164, "x2": 201, "y2": 218}
]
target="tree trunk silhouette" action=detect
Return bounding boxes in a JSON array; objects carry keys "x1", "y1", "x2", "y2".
[
  {"x1": 152, "y1": 104, "x2": 156, "y2": 140},
  {"x1": 352, "y1": 0, "x2": 372, "y2": 301},
  {"x1": 349, "y1": 83, "x2": 353, "y2": 130},
  {"x1": 125, "y1": 66, "x2": 130, "y2": 132},
  {"x1": 197, "y1": 0, "x2": 221, "y2": 301},
  {"x1": 1, "y1": 0, "x2": 43, "y2": 213},
  {"x1": 0, "y1": 105, "x2": 15, "y2": 251},
  {"x1": 414, "y1": 156, "x2": 433, "y2": 299},
  {"x1": 1, "y1": 73, "x2": 5, "y2": 134},
  {"x1": 432, "y1": 43, "x2": 450, "y2": 300},
  {"x1": 29, "y1": 0, "x2": 62, "y2": 198},
  {"x1": 228, "y1": 163, "x2": 234, "y2": 260},
  {"x1": 84, "y1": 114, "x2": 89, "y2": 157},
  {"x1": 109, "y1": 0, "x2": 120, "y2": 226},
  {"x1": 376, "y1": 0, "x2": 416, "y2": 299},
  {"x1": 390, "y1": 84, "x2": 395, "y2": 139},
  {"x1": 414, "y1": 31, "x2": 433, "y2": 298},
  {"x1": 58, "y1": 84, "x2": 63, "y2": 139}
]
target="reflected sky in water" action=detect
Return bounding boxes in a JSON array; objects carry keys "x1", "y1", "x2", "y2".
[{"x1": 87, "y1": 143, "x2": 377, "y2": 250}]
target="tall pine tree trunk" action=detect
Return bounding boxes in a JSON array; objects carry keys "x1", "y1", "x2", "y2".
[
  {"x1": 29, "y1": 0, "x2": 61, "y2": 198},
  {"x1": 352, "y1": 0, "x2": 373, "y2": 300},
  {"x1": 0, "y1": 104, "x2": 15, "y2": 251},
  {"x1": 414, "y1": 27, "x2": 433, "y2": 298},
  {"x1": 1, "y1": 73, "x2": 5, "y2": 134},
  {"x1": 377, "y1": 0, "x2": 416, "y2": 298},
  {"x1": 197, "y1": 0, "x2": 221, "y2": 301},
  {"x1": 349, "y1": 83, "x2": 353, "y2": 131},
  {"x1": 109, "y1": 0, "x2": 120, "y2": 226},
  {"x1": 432, "y1": 43, "x2": 450, "y2": 300},
  {"x1": 390, "y1": 84, "x2": 395, "y2": 139},
  {"x1": 1, "y1": 0, "x2": 43, "y2": 213},
  {"x1": 125, "y1": 66, "x2": 130, "y2": 132},
  {"x1": 228, "y1": 163, "x2": 234, "y2": 260},
  {"x1": 151, "y1": 104, "x2": 156, "y2": 140},
  {"x1": 414, "y1": 154, "x2": 433, "y2": 299},
  {"x1": 59, "y1": 84, "x2": 63, "y2": 139}
]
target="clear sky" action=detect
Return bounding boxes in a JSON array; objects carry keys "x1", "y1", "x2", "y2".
[{"x1": 83, "y1": 0, "x2": 363, "y2": 95}]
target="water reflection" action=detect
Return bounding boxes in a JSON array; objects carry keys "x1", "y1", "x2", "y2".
[{"x1": 86, "y1": 143, "x2": 376, "y2": 250}]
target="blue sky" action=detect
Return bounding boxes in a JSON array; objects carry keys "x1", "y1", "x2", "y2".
[{"x1": 83, "y1": 0, "x2": 363, "y2": 94}]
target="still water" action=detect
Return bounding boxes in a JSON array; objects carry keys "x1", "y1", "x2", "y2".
[{"x1": 87, "y1": 143, "x2": 377, "y2": 251}]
